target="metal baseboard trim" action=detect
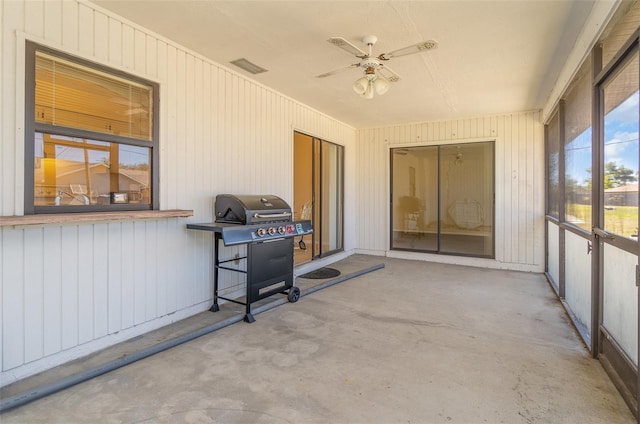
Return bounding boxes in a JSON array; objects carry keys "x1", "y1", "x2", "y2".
[{"x1": 600, "y1": 353, "x2": 637, "y2": 418}]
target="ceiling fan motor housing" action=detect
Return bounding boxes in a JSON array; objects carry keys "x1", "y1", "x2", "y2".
[
  {"x1": 362, "y1": 35, "x2": 378, "y2": 46},
  {"x1": 360, "y1": 58, "x2": 381, "y2": 69},
  {"x1": 364, "y1": 66, "x2": 377, "y2": 80}
]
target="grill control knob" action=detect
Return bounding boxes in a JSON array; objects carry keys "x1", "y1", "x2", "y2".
[
  {"x1": 278, "y1": 226, "x2": 286, "y2": 235},
  {"x1": 256, "y1": 228, "x2": 266, "y2": 237},
  {"x1": 268, "y1": 227, "x2": 276, "y2": 235}
]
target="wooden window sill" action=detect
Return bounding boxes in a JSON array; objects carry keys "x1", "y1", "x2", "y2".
[{"x1": 0, "y1": 209, "x2": 194, "y2": 227}]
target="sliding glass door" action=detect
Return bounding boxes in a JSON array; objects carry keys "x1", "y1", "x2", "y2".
[
  {"x1": 293, "y1": 131, "x2": 344, "y2": 264},
  {"x1": 390, "y1": 141, "x2": 494, "y2": 257}
]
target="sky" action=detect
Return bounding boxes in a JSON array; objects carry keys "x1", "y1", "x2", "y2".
[
  {"x1": 566, "y1": 90, "x2": 639, "y2": 186},
  {"x1": 604, "y1": 91, "x2": 639, "y2": 175}
]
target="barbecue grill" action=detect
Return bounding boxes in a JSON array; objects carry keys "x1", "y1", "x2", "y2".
[{"x1": 187, "y1": 194, "x2": 312, "y2": 322}]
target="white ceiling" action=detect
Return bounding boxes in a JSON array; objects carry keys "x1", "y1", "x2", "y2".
[{"x1": 92, "y1": 0, "x2": 595, "y2": 129}]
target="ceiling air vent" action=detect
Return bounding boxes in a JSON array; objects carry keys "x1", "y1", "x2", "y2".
[{"x1": 230, "y1": 58, "x2": 268, "y2": 75}]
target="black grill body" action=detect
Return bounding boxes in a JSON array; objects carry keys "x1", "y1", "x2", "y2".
[
  {"x1": 215, "y1": 194, "x2": 291, "y2": 225},
  {"x1": 187, "y1": 194, "x2": 312, "y2": 322}
]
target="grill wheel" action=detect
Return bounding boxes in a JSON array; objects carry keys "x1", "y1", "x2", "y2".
[{"x1": 288, "y1": 287, "x2": 301, "y2": 303}]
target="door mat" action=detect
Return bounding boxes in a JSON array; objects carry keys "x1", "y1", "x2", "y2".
[{"x1": 299, "y1": 267, "x2": 341, "y2": 279}]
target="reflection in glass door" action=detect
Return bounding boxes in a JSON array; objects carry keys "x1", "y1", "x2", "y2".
[
  {"x1": 391, "y1": 146, "x2": 438, "y2": 251},
  {"x1": 320, "y1": 141, "x2": 344, "y2": 254},
  {"x1": 391, "y1": 141, "x2": 494, "y2": 257},
  {"x1": 294, "y1": 132, "x2": 314, "y2": 264},
  {"x1": 293, "y1": 132, "x2": 344, "y2": 264},
  {"x1": 439, "y1": 143, "x2": 494, "y2": 256}
]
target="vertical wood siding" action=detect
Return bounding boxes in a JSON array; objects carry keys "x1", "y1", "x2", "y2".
[
  {"x1": 1, "y1": 0, "x2": 355, "y2": 383},
  {"x1": 356, "y1": 111, "x2": 544, "y2": 269}
]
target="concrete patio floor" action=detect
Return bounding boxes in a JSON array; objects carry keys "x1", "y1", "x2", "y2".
[{"x1": 1, "y1": 255, "x2": 634, "y2": 423}]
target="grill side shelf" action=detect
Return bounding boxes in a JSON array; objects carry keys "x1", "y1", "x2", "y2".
[{"x1": 186, "y1": 221, "x2": 313, "y2": 246}]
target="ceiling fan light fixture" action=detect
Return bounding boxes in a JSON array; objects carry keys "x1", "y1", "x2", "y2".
[
  {"x1": 374, "y1": 77, "x2": 390, "y2": 95},
  {"x1": 321, "y1": 34, "x2": 434, "y2": 98},
  {"x1": 362, "y1": 82, "x2": 375, "y2": 99},
  {"x1": 353, "y1": 76, "x2": 369, "y2": 95}
]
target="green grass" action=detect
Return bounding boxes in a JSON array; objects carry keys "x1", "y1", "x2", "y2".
[{"x1": 566, "y1": 203, "x2": 638, "y2": 237}]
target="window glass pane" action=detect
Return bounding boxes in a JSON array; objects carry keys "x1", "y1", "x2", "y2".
[
  {"x1": 34, "y1": 132, "x2": 151, "y2": 207},
  {"x1": 321, "y1": 141, "x2": 343, "y2": 253},
  {"x1": 35, "y1": 52, "x2": 152, "y2": 141},
  {"x1": 564, "y1": 58, "x2": 592, "y2": 230},
  {"x1": 603, "y1": 53, "x2": 639, "y2": 240},
  {"x1": 439, "y1": 142, "x2": 494, "y2": 256},
  {"x1": 547, "y1": 111, "x2": 560, "y2": 218},
  {"x1": 313, "y1": 140, "x2": 322, "y2": 255},
  {"x1": 293, "y1": 132, "x2": 314, "y2": 264},
  {"x1": 391, "y1": 146, "x2": 438, "y2": 251}
]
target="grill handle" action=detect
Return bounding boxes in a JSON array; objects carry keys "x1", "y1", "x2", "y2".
[{"x1": 252, "y1": 212, "x2": 292, "y2": 220}]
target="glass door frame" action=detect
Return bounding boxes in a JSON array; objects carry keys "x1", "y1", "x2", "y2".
[
  {"x1": 315, "y1": 137, "x2": 345, "y2": 259},
  {"x1": 388, "y1": 140, "x2": 495, "y2": 259},
  {"x1": 293, "y1": 131, "x2": 345, "y2": 263},
  {"x1": 592, "y1": 29, "x2": 640, "y2": 414}
]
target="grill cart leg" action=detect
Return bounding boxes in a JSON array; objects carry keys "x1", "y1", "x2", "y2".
[
  {"x1": 244, "y1": 312, "x2": 255, "y2": 323},
  {"x1": 210, "y1": 233, "x2": 221, "y2": 312},
  {"x1": 244, "y1": 274, "x2": 255, "y2": 323}
]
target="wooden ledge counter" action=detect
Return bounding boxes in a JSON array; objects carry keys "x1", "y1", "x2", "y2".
[{"x1": 0, "y1": 209, "x2": 194, "y2": 227}]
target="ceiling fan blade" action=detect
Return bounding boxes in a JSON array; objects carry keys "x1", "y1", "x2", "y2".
[
  {"x1": 316, "y1": 63, "x2": 360, "y2": 78},
  {"x1": 379, "y1": 40, "x2": 438, "y2": 60},
  {"x1": 327, "y1": 37, "x2": 368, "y2": 58},
  {"x1": 377, "y1": 65, "x2": 400, "y2": 83}
]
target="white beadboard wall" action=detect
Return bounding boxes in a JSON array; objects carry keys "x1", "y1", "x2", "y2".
[
  {"x1": 0, "y1": 0, "x2": 356, "y2": 384},
  {"x1": 355, "y1": 112, "x2": 545, "y2": 271}
]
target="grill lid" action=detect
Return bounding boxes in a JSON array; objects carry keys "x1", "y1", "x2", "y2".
[{"x1": 215, "y1": 194, "x2": 292, "y2": 224}]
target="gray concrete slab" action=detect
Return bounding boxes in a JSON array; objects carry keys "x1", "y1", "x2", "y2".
[{"x1": 1, "y1": 255, "x2": 634, "y2": 423}]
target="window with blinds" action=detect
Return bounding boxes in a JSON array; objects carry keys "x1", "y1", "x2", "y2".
[
  {"x1": 35, "y1": 52, "x2": 152, "y2": 141},
  {"x1": 25, "y1": 42, "x2": 159, "y2": 213}
]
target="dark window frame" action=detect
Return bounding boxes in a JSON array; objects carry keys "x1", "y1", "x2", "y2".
[{"x1": 24, "y1": 41, "x2": 160, "y2": 214}]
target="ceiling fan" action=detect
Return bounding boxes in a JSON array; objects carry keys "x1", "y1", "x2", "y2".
[{"x1": 317, "y1": 35, "x2": 438, "y2": 98}]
